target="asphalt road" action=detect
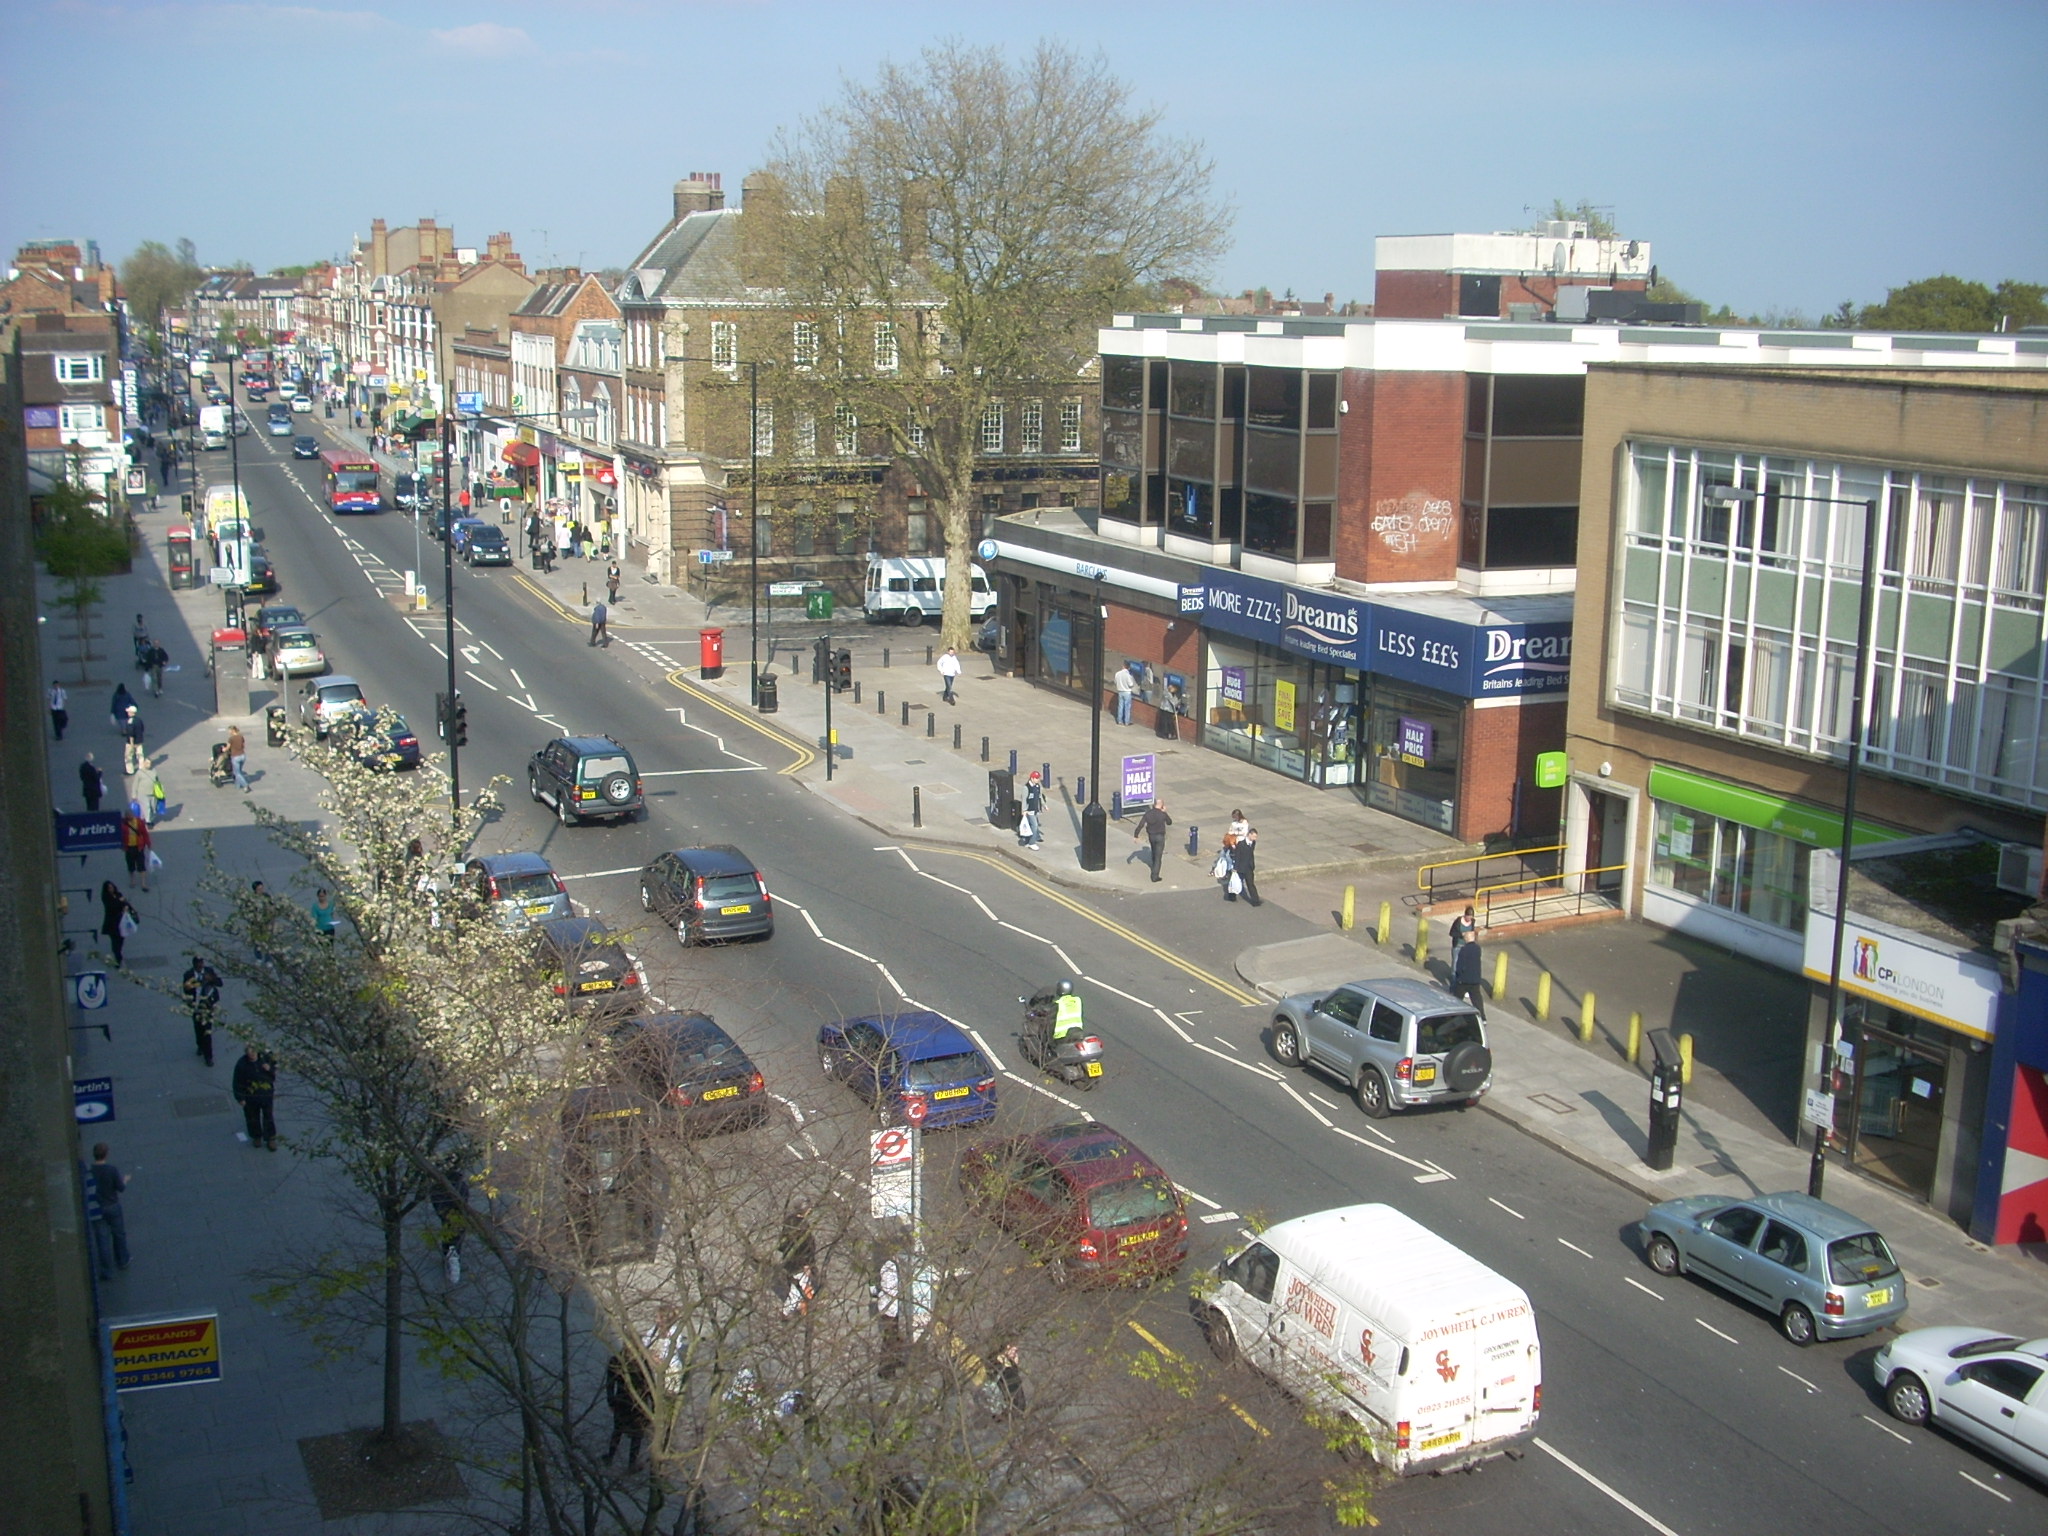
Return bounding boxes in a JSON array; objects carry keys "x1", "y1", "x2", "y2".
[{"x1": 197, "y1": 389, "x2": 2048, "y2": 1535}]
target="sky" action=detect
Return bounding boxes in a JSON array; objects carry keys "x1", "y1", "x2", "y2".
[{"x1": 4, "y1": 1, "x2": 2042, "y2": 321}]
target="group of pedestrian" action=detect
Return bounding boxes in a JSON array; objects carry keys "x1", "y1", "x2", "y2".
[
  {"x1": 1215, "y1": 810, "x2": 1262, "y2": 906},
  {"x1": 1448, "y1": 904, "x2": 1489, "y2": 1019}
]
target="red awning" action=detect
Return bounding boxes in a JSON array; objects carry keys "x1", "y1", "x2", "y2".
[{"x1": 502, "y1": 441, "x2": 541, "y2": 469}]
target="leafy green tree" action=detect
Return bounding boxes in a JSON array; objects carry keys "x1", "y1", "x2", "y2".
[
  {"x1": 1539, "y1": 199, "x2": 1617, "y2": 237},
  {"x1": 750, "y1": 39, "x2": 1230, "y2": 649},
  {"x1": 34, "y1": 481, "x2": 129, "y2": 680},
  {"x1": 1857, "y1": 275, "x2": 2045, "y2": 333},
  {"x1": 119, "y1": 239, "x2": 205, "y2": 346}
]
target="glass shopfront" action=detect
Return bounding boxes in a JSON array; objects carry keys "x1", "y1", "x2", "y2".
[
  {"x1": 1357, "y1": 677, "x2": 1461, "y2": 834},
  {"x1": 1200, "y1": 638, "x2": 1352, "y2": 782},
  {"x1": 1829, "y1": 1000, "x2": 1952, "y2": 1201}
]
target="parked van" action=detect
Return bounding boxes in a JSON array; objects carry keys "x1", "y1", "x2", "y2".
[
  {"x1": 1195, "y1": 1203, "x2": 1541, "y2": 1474},
  {"x1": 198, "y1": 403, "x2": 230, "y2": 450},
  {"x1": 863, "y1": 556, "x2": 995, "y2": 626}
]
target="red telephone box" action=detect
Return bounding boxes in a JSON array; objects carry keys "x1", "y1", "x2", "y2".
[
  {"x1": 167, "y1": 526, "x2": 197, "y2": 588},
  {"x1": 699, "y1": 627, "x2": 724, "y2": 680}
]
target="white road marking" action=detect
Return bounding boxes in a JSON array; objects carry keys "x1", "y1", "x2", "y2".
[
  {"x1": 1861, "y1": 1414, "x2": 1911, "y2": 1444},
  {"x1": 1413, "y1": 1167, "x2": 1455, "y2": 1184},
  {"x1": 1557, "y1": 1238, "x2": 1595, "y2": 1259},
  {"x1": 1489, "y1": 1196, "x2": 1526, "y2": 1220},
  {"x1": 1624, "y1": 1277, "x2": 1663, "y2": 1301},
  {"x1": 1213, "y1": 1035, "x2": 1240, "y2": 1052},
  {"x1": 638, "y1": 767, "x2": 765, "y2": 776},
  {"x1": 469, "y1": 674, "x2": 500, "y2": 691},
  {"x1": 1777, "y1": 1365, "x2": 1820, "y2": 1395},
  {"x1": 1328, "y1": 1124, "x2": 1441, "y2": 1174},
  {"x1": 1694, "y1": 1318, "x2": 1739, "y2": 1345},
  {"x1": 1531, "y1": 1439, "x2": 1683, "y2": 1536},
  {"x1": 480, "y1": 640, "x2": 504, "y2": 661},
  {"x1": 1269, "y1": 1076, "x2": 1334, "y2": 1129},
  {"x1": 1001, "y1": 1070, "x2": 1089, "y2": 1115},
  {"x1": 1198, "y1": 1211, "x2": 1240, "y2": 1225},
  {"x1": 1307, "y1": 1090, "x2": 1341, "y2": 1111},
  {"x1": 1958, "y1": 1471, "x2": 2011, "y2": 1503},
  {"x1": 461, "y1": 646, "x2": 481, "y2": 665},
  {"x1": 557, "y1": 866, "x2": 644, "y2": 881},
  {"x1": 509, "y1": 667, "x2": 525, "y2": 688},
  {"x1": 1177, "y1": 1186, "x2": 1221, "y2": 1210},
  {"x1": 1051, "y1": 944, "x2": 1079, "y2": 972}
]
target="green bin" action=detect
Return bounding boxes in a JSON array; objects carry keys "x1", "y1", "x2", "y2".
[{"x1": 805, "y1": 588, "x2": 834, "y2": 621}]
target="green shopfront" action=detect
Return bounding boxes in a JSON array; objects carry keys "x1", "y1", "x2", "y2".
[{"x1": 1644, "y1": 765, "x2": 1906, "y2": 973}]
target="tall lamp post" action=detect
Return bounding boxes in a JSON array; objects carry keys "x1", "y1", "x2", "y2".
[
  {"x1": 1079, "y1": 569, "x2": 1109, "y2": 871},
  {"x1": 1705, "y1": 483, "x2": 1880, "y2": 1199}
]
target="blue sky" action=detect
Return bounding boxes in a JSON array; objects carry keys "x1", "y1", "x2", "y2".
[{"x1": 4, "y1": 1, "x2": 2041, "y2": 320}]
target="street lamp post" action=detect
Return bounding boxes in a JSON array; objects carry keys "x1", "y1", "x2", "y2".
[
  {"x1": 1079, "y1": 570, "x2": 1108, "y2": 871},
  {"x1": 749, "y1": 360, "x2": 761, "y2": 705},
  {"x1": 1705, "y1": 484, "x2": 1880, "y2": 1199}
]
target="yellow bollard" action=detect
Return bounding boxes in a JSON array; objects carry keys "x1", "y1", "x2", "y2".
[
  {"x1": 1340, "y1": 885, "x2": 1355, "y2": 931},
  {"x1": 1493, "y1": 948, "x2": 1508, "y2": 1000},
  {"x1": 1678, "y1": 1032, "x2": 1695, "y2": 1086},
  {"x1": 1535, "y1": 971, "x2": 1552, "y2": 1022},
  {"x1": 1376, "y1": 900, "x2": 1392, "y2": 946},
  {"x1": 1626, "y1": 1010, "x2": 1643, "y2": 1065},
  {"x1": 1414, "y1": 915, "x2": 1429, "y2": 966},
  {"x1": 1579, "y1": 991, "x2": 1597, "y2": 1044}
]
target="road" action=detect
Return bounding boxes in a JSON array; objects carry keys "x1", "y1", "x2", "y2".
[{"x1": 197, "y1": 388, "x2": 2048, "y2": 1534}]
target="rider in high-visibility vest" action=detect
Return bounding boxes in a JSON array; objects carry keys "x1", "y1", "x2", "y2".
[{"x1": 1050, "y1": 980, "x2": 1085, "y2": 1043}]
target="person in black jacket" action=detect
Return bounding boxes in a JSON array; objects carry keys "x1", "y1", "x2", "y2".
[
  {"x1": 1232, "y1": 828, "x2": 1263, "y2": 907},
  {"x1": 232, "y1": 1044, "x2": 278, "y2": 1149},
  {"x1": 603, "y1": 1350, "x2": 655, "y2": 1468},
  {"x1": 1452, "y1": 933, "x2": 1488, "y2": 1020},
  {"x1": 100, "y1": 880, "x2": 133, "y2": 966},
  {"x1": 182, "y1": 955, "x2": 222, "y2": 1065}
]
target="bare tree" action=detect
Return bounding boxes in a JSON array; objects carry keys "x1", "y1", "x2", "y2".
[{"x1": 752, "y1": 39, "x2": 1230, "y2": 648}]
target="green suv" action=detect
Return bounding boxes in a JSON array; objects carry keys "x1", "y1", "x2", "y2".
[{"x1": 528, "y1": 735, "x2": 643, "y2": 826}]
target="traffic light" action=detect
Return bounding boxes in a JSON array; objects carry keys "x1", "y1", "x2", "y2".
[
  {"x1": 829, "y1": 648, "x2": 853, "y2": 693},
  {"x1": 434, "y1": 691, "x2": 449, "y2": 740},
  {"x1": 452, "y1": 699, "x2": 469, "y2": 748},
  {"x1": 180, "y1": 492, "x2": 193, "y2": 516}
]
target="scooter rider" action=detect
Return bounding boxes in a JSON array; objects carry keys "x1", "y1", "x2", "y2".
[{"x1": 1028, "y1": 979, "x2": 1086, "y2": 1052}]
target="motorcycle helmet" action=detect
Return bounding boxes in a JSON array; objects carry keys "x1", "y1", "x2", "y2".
[{"x1": 1055, "y1": 978, "x2": 1075, "y2": 996}]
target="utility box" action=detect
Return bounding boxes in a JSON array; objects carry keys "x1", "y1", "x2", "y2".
[
  {"x1": 1646, "y1": 1028, "x2": 1684, "y2": 1172},
  {"x1": 805, "y1": 587, "x2": 834, "y2": 621},
  {"x1": 987, "y1": 768, "x2": 1021, "y2": 831}
]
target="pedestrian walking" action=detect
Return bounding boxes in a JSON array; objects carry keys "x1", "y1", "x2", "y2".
[
  {"x1": 80, "y1": 753, "x2": 105, "y2": 812},
  {"x1": 873, "y1": 1250, "x2": 910, "y2": 1379},
  {"x1": 555, "y1": 518, "x2": 573, "y2": 566},
  {"x1": 100, "y1": 880, "x2": 135, "y2": 967},
  {"x1": 606, "y1": 561, "x2": 622, "y2": 605},
  {"x1": 121, "y1": 706, "x2": 146, "y2": 775},
  {"x1": 778, "y1": 1203, "x2": 818, "y2": 1318},
  {"x1": 1448, "y1": 904, "x2": 1477, "y2": 957},
  {"x1": 49, "y1": 680, "x2": 68, "y2": 740},
  {"x1": 131, "y1": 613, "x2": 150, "y2": 659},
  {"x1": 109, "y1": 681, "x2": 134, "y2": 729},
  {"x1": 589, "y1": 600, "x2": 608, "y2": 647},
  {"x1": 225, "y1": 723, "x2": 249, "y2": 791},
  {"x1": 1112, "y1": 661, "x2": 1135, "y2": 726},
  {"x1": 121, "y1": 806, "x2": 153, "y2": 891},
  {"x1": 1452, "y1": 932, "x2": 1488, "y2": 1019},
  {"x1": 144, "y1": 645, "x2": 167, "y2": 698},
  {"x1": 182, "y1": 954, "x2": 222, "y2": 1066},
  {"x1": 570, "y1": 520, "x2": 585, "y2": 559},
  {"x1": 1019, "y1": 770, "x2": 1045, "y2": 848},
  {"x1": 149, "y1": 771, "x2": 167, "y2": 825},
  {"x1": 1233, "y1": 828, "x2": 1263, "y2": 907},
  {"x1": 428, "y1": 1160, "x2": 469, "y2": 1284},
  {"x1": 1133, "y1": 800, "x2": 1173, "y2": 883},
  {"x1": 88, "y1": 1143, "x2": 131, "y2": 1275},
  {"x1": 309, "y1": 887, "x2": 339, "y2": 939},
  {"x1": 603, "y1": 1349, "x2": 655, "y2": 1468},
  {"x1": 986, "y1": 1341, "x2": 1026, "y2": 1420},
  {"x1": 936, "y1": 645, "x2": 963, "y2": 705},
  {"x1": 231, "y1": 1044, "x2": 278, "y2": 1149}
]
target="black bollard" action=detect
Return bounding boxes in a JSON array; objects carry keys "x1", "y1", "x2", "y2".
[
  {"x1": 883, "y1": 647, "x2": 891, "y2": 669},
  {"x1": 925, "y1": 645, "x2": 933, "y2": 666},
  {"x1": 1077, "y1": 775, "x2": 1087, "y2": 803},
  {"x1": 1008, "y1": 748, "x2": 1018, "y2": 775},
  {"x1": 854, "y1": 681, "x2": 862, "y2": 704},
  {"x1": 980, "y1": 735, "x2": 990, "y2": 762},
  {"x1": 926, "y1": 711, "x2": 935, "y2": 738},
  {"x1": 953, "y1": 724, "x2": 962, "y2": 750},
  {"x1": 877, "y1": 690, "x2": 886, "y2": 715},
  {"x1": 901, "y1": 700, "x2": 911, "y2": 727},
  {"x1": 1187, "y1": 824, "x2": 1201, "y2": 857},
  {"x1": 913, "y1": 786, "x2": 923, "y2": 829}
]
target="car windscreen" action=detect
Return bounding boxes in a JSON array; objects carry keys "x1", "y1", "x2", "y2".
[
  {"x1": 336, "y1": 471, "x2": 378, "y2": 492},
  {"x1": 1416, "y1": 1011, "x2": 1483, "y2": 1055},
  {"x1": 1826, "y1": 1232, "x2": 1900, "y2": 1286},
  {"x1": 491, "y1": 870, "x2": 559, "y2": 901},
  {"x1": 1087, "y1": 1176, "x2": 1179, "y2": 1230},
  {"x1": 901, "y1": 1050, "x2": 988, "y2": 1089},
  {"x1": 699, "y1": 873, "x2": 758, "y2": 903},
  {"x1": 321, "y1": 685, "x2": 365, "y2": 706},
  {"x1": 576, "y1": 754, "x2": 631, "y2": 782},
  {"x1": 470, "y1": 526, "x2": 505, "y2": 545}
]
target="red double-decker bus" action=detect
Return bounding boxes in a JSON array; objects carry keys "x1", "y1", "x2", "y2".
[{"x1": 319, "y1": 449, "x2": 383, "y2": 513}]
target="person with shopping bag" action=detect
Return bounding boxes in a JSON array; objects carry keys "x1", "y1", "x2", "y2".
[{"x1": 121, "y1": 805, "x2": 153, "y2": 892}]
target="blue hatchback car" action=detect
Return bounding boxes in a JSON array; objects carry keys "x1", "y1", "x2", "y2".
[{"x1": 818, "y1": 1011, "x2": 997, "y2": 1129}]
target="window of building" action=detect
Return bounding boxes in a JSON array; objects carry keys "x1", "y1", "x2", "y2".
[
  {"x1": 873, "y1": 322, "x2": 898, "y2": 373},
  {"x1": 834, "y1": 404, "x2": 858, "y2": 457},
  {"x1": 835, "y1": 499, "x2": 863, "y2": 555},
  {"x1": 54, "y1": 353, "x2": 104, "y2": 383},
  {"x1": 711, "y1": 321, "x2": 737, "y2": 372},
  {"x1": 1021, "y1": 398, "x2": 1043, "y2": 455},
  {"x1": 795, "y1": 412, "x2": 817, "y2": 458},
  {"x1": 792, "y1": 502, "x2": 816, "y2": 557},
  {"x1": 980, "y1": 400, "x2": 1004, "y2": 453},
  {"x1": 909, "y1": 416, "x2": 928, "y2": 452},
  {"x1": 1060, "y1": 397, "x2": 1083, "y2": 453},
  {"x1": 792, "y1": 321, "x2": 819, "y2": 370},
  {"x1": 906, "y1": 500, "x2": 931, "y2": 555},
  {"x1": 58, "y1": 403, "x2": 103, "y2": 434},
  {"x1": 753, "y1": 402, "x2": 774, "y2": 456},
  {"x1": 1649, "y1": 802, "x2": 1809, "y2": 934},
  {"x1": 1103, "y1": 356, "x2": 1144, "y2": 411},
  {"x1": 754, "y1": 503, "x2": 774, "y2": 556}
]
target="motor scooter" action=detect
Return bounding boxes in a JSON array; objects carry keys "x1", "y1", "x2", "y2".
[{"x1": 1016, "y1": 996, "x2": 1105, "y2": 1089}]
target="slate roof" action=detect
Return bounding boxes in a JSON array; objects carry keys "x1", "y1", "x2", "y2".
[{"x1": 618, "y1": 209, "x2": 750, "y2": 306}]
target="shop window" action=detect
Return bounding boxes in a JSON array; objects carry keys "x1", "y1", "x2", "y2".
[
  {"x1": 1103, "y1": 356, "x2": 1143, "y2": 411},
  {"x1": 906, "y1": 502, "x2": 930, "y2": 555},
  {"x1": 1306, "y1": 374, "x2": 1338, "y2": 431},
  {"x1": 1650, "y1": 802, "x2": 1808, "y2": 933},
  {"x1": 1169, "y1": 478, "x2": 1212, "y2": 538}
]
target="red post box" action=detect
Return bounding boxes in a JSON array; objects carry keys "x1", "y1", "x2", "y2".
[{"x1": 699, "y1": 627, "x2": 725, "y2": 680}]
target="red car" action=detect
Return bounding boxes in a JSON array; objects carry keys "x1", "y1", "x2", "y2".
[{"x1": 959, "y1": 1121, "x2": 1188, "y2": 1286}]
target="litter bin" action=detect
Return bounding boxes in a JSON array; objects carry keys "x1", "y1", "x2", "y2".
[
  {"x1": 266, "y1": 705, "x2": 288, "y2": 747},
  {"x1": 805, "y1": 587, "x2": 834, "y2": 621},
  {"x1": 699, "y1": 627, "x2": 725, "y2": 680},
  {"x1": 1646, "y1": 1029, "x2": 1684, "y2": 1172},
  {"x1": 756, "y1": 671, "x2": 779, "y2": 714},
  {"x1": 987, "y1": 768, "x2": 1021, "y2": 831}
]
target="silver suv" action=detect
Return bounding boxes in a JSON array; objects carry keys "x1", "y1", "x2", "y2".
[{"x1": 1269, "y1": 974, "x2": 1492, "y2": 1118}]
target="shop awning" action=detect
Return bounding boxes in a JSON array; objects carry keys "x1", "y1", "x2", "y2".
[
  {"x1": 502, "y1": 441, "x2": 541, "y2": 469},
  {"x1": 1646, "y1": 765, "x2": 1904, "y2": 849}
]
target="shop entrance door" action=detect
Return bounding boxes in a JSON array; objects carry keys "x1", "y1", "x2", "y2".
[
  {"x1": 1584, "y1": 790, "x2": 1628, "y2": 895},
  {"x1": 1836, "y1": 1013, "x2": 1947, "y2": 1200}
]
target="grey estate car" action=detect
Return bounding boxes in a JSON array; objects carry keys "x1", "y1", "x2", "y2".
[{"x1": 1268, "y1": 974, "x2": 1492, "y2": 1117}]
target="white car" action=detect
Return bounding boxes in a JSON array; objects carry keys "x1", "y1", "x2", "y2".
[
  {"x1": 291, "y1": 394, "x2": 313, "y2": 413},
  {"x1": 1872, "y1": 1326, "x2": 2048, "y2": 1481}
]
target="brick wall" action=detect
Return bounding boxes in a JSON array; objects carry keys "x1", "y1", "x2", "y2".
[
  {"x1": 1458, "y1": 698, "x2": 1565, "y2": 844},
  {"x1": 1373, "y1": 270, "x2": 1457, "y2": 319},
  {"x1": 1336, "y1": 371, "x2": 1466, "y2": 584}
]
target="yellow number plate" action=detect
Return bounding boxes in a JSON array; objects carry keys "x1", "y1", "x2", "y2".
[
  {"x1": 1085, "y1": 1061, "x2": 1103, "y2": 1076},
  {"x1": 525, "y1": 902, "x2": 554, "y2": 915},
  {"x1": 720, "y1": 903, "x2": 752, "y2": 915},
  {"x1": 932, "y1": 1087, "x2": 970, "y2": 1100},
  {"x1": 1864, "y1": 1288, "x2": 1894, "y2": 1307},
  {"x1": 580, "y1": 979, "x2": 616, "y2": 991},
  {"x1": 1418, "y1": 1429, "x2": 1463, "y2": 1452},
  {"x1": 1413, "y1": 1065, "x2": 1438, "y2": 1085},
  {"x1": 1122, "y1": 1229, "x2": 1160, "y2": 1245},
  {"x1": 700, "y1": 1085, "x2": 739, "y2": 1101}
]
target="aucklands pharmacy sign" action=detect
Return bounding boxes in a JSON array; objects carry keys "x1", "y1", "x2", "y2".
[{"x1": 107, "y1": 1313, "x2": 222, "y2": 1391}]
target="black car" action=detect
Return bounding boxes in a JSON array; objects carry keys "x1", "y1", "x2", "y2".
[
  {"x1": 608, "y1": 1012, "x2": 768, "y2": 1131},
  {"x1": 244, "y1": 545, "x2": 279, "y2": 594},
  {"x1": 330, "y1": 707, "x2": 422, "y2": 771},
  {"x1": 292, "y1": 434, "x2": 319, "y2": 459},
  {"x1": 527, "y1": 735, "x2": 642, "y2": 826},
  {"x1": 464, "y1": 524, "x2": 512, "y2": 567},
  {"x1": 392, "y1": 472, "x2": 421, "y2": 511},
  {"x1": 638, "y1": 846, "x2": 773, "y2": 946},
  {"x1": 531, "y1": 916, "x2": 642, "y2": 1012}
]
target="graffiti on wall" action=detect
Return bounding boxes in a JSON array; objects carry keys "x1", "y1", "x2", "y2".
[{"x1": 1370, "y1": 491, "x2": 1455, "y2": 556}]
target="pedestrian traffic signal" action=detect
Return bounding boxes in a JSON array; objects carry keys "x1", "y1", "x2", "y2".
[
  {"x1": 180, "y1": 492, "x2": 193, "y2": 516},
  {"x1": 829, "y1": 648, "x2": 853, "y2": 693},
  {"x1": 452, "y1": 700, "x2": 469, "y2": 747}
]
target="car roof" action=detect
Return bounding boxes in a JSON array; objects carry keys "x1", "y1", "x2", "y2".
[
  {"x1": 468, "y1": 523, "x2": 505, "y2": 537},
  {"x1": 315, "y1": 675, "x2": 361, "y2": 691},
  {"x1": 667, "y1": 845, "x2": 754, "y2": 875},
  {"x1": 1745, "y1": 1192, "x2": 1885, "y2": 1240},
  {"x1": 836, "y1": 1010, "x2": 978, "y2": 1059},
  {"x1": 1022, "y1": 1122, "x2": 1168, "y2": 1193},
  {"x1": 561, "y1": 735, "x2": 625, "y2": 754},
  {"x1": 1332, "y1": 976, "x2": 1474, "y2": 1014},
  {"x1": 538, "y1": 916, "x2": 622, "y2": 950},
  {"x1": 272, "y1": 627, "x2": 317, "y2": 642},
  {"x1": 257, "y1": 604, "x2": 300, "y2": 618},
  {"x1": 473, "y1": 851, "x2": 555, "y2": 877},
  {"x1": 616, "y1": 1009, "x2": 726, "y2": 1042}
]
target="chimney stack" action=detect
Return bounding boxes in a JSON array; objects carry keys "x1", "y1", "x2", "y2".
[
  {"x1": 673, "y1": 171, "x2": 726, "y2": 222},
  {"x1": 370, "y1": 217, "x2": 389, "y2": 276}
]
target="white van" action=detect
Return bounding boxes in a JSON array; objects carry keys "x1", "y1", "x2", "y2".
[
  {"x1": 863, "y1": 556, "x2": 995, "y2": 626},
  {"x1": 197, "y1": 403, "x2": 229, "y2": 450},
  {"x1": 1195, "y1": 1204, "x2": 1541, "y2": 1474}
]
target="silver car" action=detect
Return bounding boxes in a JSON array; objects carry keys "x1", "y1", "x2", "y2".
[
  {"x1": 461, "y1": 852, "x2": 573, "y2": 929},
  {"x1": 1872, "y1": 1326, "x2": 2048, "y2": 1481},
  {"x1": 298, "y1": 675, "x2": 366, "y2": 736},
  {"x1": 269, "y1": 627, "x2": 326, "y2": 678},
  {"x1": 1641, "y1": 1191, "x2": 1908, "y2": 1345},
  {"x1": 1268, "y1": 974, "x2": 1492, "y2": 1117}
]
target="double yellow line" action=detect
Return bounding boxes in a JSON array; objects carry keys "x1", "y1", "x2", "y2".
[{"x1": 662, "y1": 668, "x2": 815, "y2": 775}]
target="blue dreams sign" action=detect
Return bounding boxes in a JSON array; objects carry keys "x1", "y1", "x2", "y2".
[{"x1": 1185, "y1": 570, "x2": 1569, "y2": 699}]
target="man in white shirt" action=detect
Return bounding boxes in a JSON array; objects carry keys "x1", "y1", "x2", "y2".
[
  {"x1": 936, "y1": 646, "x2": 963, "y2": 705},
  {"x1": 1112, "y1": 662, "x2": 1136, "y2": 725}
]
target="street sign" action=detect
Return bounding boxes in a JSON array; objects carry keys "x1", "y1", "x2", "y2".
[
  {"x1": 54, "y1": 812, "x2": 123, "y2": 853},
  {"x1": 1533, "y1": 751, "x2": 1569, "y2": 790},
  {"x1": 977, "y1": 538, "x2": 999, "y2": 560},
  {"x1": 74, "y1": 1076, "x2": 115, "y2": 1123},
  {"x1": 107, "y1": 1313, "x2": 222, "y2": 1392},
  {"x1": 209, "y1": 567, "x2": 236, "y2": 587},
  {"x1": 767, "y1": 581, "x2": 807, "y2": 597},
  {"x1": 870, "y1": 1125, "x2": 918, "y2": 1222},
  {"x1": 456, "y1": 391, "x2": 483, "y2": 417},
  {"x1": 72, "y1": 972, "x2": 110, "y2": 1010},
  {"x1": 1802, "y1": 1089, "x2": 1837, "y2": 1132},
  {"x1": 1120, "y1": 753, "x2": 1157, "y2": 806},
  {"x1": 697, "y1": 549, "x2": 735, "y2": 564}
]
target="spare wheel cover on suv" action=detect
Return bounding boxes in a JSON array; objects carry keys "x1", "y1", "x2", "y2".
[
  {"x1": 600, "y1": 771, "x2": 634, "y2": 805},
  {"x1": 1444, "y1": 1040, "x2": 1492, "y2": 1092}
]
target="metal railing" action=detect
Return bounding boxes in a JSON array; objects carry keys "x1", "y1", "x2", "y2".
[
  {"x1": 1476, "y1": 863, "x2": 1630, "y2": 926},
  {"x1": 1413, "y1": 844, "x2": 1564, "y2": 907}
]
